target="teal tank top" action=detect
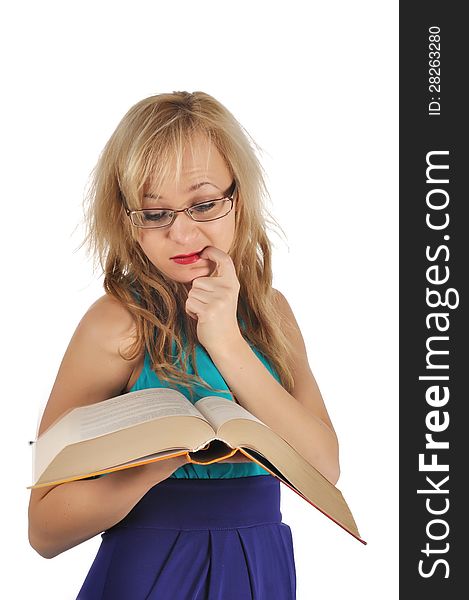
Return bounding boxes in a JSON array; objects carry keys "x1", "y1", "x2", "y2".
[{"x1": 129, "y1": 333, "x2": 279, "y2": 479}]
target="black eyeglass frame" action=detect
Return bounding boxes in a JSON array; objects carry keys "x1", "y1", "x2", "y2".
[{"x1": 122, "y1": 180, "x2": 237, "y2": 229}]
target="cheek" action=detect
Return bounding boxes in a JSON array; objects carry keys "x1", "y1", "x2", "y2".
[
  {"x1": 229, "y1": 216, "x2": 237, "y2": 248},
  {"x1": 137, "y1": 232, "x2": 160, "y2": 263},
  {"x1": 200, "y1": 215, "x2": 235, "y2": 246},
  {"x1": 222, "y1": 213, "x2": 236, "y2": 242},
  {"x1": 137, "y1": 231, "x2": 149, "y2": 254}
]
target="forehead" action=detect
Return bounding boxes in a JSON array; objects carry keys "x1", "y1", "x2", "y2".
[{"x1": 144, "y1": 133, "x2": 231, "y2": 198}]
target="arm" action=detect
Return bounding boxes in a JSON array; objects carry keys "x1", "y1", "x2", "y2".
[
  {"x1": 207, "y1": 290, "x2": 340, "y2": 484},
  {"x1": 28, "y1": 294, "x2": 188, "y2": 559},
  {"x1": 29, "y1": 456, "x2": 187, "y2": 559}
]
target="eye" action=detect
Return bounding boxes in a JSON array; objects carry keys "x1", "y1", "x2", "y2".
[
  {"x1": 143, "y1": 210, "x2": 170, "y2": 222},
  {"x1": 192, "y1": 201, "x2": 217, "y2": 213}
]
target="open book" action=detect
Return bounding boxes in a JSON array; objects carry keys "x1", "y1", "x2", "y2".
[{"x1": 29, "y1": 387, "x2": 365, "y2": 544}]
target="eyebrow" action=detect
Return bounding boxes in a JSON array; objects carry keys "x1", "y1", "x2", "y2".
[{"x1": 144, "y1": 181, "x2": 220, "y2": 201}]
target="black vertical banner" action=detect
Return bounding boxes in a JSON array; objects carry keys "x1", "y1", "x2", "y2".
[{"x1": 400, "y1": 3, "x2": 467, "y2": 597}]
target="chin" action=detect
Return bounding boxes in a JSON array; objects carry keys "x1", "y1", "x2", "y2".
[{"x1": 168, "y1": 266, "x2": 211, "y2": 283}]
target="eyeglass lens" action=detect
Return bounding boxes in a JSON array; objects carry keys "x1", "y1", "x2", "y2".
[{"x1": 132, "y1": 198, "x2": 232, "y2": 228}]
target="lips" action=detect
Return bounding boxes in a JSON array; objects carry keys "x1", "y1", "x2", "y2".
[{"x1": 171, "y1": 248, "x2": 205, "y2": 259}]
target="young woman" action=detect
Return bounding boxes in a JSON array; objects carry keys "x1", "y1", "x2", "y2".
[{"x1": 28, "y1": 91, "x2": 340, "y2": 599}]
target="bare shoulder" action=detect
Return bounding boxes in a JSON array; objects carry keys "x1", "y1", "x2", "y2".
[
  {"x1": 271, "y1": 286, "x2": 311, "y2": 377},
  {"x1": 83, "y1": 293, "x2": 138, "y2": 352},
  {"x1": 271, "y1": 286, "x2": 313, "y2": 369},
  {"x1": 271, "y1": 288, "x2": 301, "y2": 338},
  {"x1": 84, "y1": 294, "x2": 135, "y2": 335},
  {"x1": 272, "y1": 287, "x2": 291, "y2": 312},
  {"x1": 36, "y1": 293, "x2": 141, "y2": 438}
]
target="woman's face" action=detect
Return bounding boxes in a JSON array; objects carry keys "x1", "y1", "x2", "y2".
[{"x1": 137, "y1": 134, "x2": 237, "y2": 287}]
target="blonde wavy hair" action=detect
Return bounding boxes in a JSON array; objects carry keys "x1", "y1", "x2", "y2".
[{"x1": 80, "y1": 91, "x2": 295, "y2": 401}]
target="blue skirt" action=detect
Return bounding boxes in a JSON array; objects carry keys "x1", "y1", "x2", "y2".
[{"x1": 76, "y1": 475, "x2": 296, "y2": 599}]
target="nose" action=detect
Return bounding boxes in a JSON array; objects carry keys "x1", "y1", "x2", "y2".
[{"x1": 166, "y1": 210, "x2": 202, "y2": 243}]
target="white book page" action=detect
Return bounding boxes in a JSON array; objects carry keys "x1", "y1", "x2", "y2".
[
  {"x1": 195, "y1": 396, "x2": 266, "y2": 433},
  {"x1": 33, "y1": 414, "x2": 76, "y2": 484},
  {"x1": 33, "y1": 388, "x2": 205, "y2": 483},
  {"x1": 76, "y1": 388, "x2": 205, "y2": 442}
]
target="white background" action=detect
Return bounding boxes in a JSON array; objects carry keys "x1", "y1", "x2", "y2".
[{"x1": 1, "y1": 1, "x2": 398, "y2": 598}]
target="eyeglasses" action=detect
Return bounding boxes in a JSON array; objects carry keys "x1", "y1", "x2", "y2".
[{"x1": 123, "y1": 180, "x2": 237, "y2": 229}]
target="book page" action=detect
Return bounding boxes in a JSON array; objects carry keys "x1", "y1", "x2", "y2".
[
  {"x1": 77, "y1": 388, "x2": 205, "y2": 442},
  {"x1": 195, "y1": 396, "x2": 266, "y2": 433}
]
